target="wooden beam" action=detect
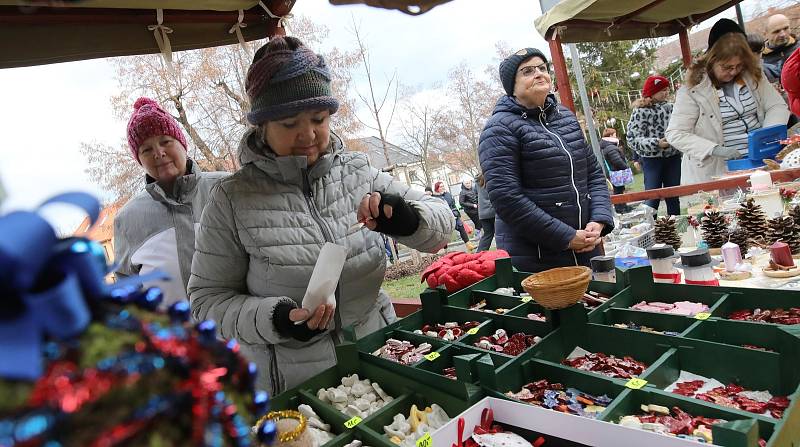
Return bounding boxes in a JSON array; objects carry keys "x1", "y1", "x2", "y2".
[
  {"x1": 679, "y1": 28, "x2": 692, "y2": 67},
  {"x1": 549, "y1": 36, "x2": 575, "y2": 113},
  {"x1": 0, "y1": 6, "x2": 268, "y2": 25},
  {"x1": 611, "y1": 168, "x2": 800, "y2": 204}
]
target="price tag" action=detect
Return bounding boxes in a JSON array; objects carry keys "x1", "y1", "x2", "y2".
[
  {"x1": 424, "y1": 352, "x2": 441, "y2": 361},
  {"x1": 694, "y1": 312, "x2": 711, "y2": 320},
  {"x1": 466, "y1": 327, "x2": 479, "y2": 335},
  {"x1": 521, "y1": 296, "x2": 533, "y2": 303},
  {"x1": 344, "y1": 416, "x2": 362, "y2": 429},
  {"x1": 625, "y1": 378, "x2": 648, "y2": 390},
  {"x1": 416, "y1": 433, "x2": 433, "y2": 447}
]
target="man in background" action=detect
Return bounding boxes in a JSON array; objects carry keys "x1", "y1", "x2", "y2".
[{"x1": 762, "y1": 14, "x2": 798, "y2": 79}]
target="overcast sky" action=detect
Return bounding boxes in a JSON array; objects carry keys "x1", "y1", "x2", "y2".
[{"x1": 0, "y1": 0, "x2": 776, "y2": 231}]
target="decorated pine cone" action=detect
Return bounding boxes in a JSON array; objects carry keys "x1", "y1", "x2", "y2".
[
  {"x1": 701, "y1": 210, "x2": 728, "y2": 249},
  {"x1": 654, "y1": 216, "x2": 682, "y2": 250},
  {"x1": 737, "y1": 198, "x2": 769, "y2": 244},
  {"x1": 791, "y1": 205, "x2": 800, "y2": 236},
  {"x1": 728, "y1": 227, "x2": 750, "y2": 253},
  {"x1": 767, "y1": 216, "x2": 800, "y2": 254}
]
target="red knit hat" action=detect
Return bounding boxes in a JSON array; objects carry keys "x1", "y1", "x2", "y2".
[
  {"x1": 642, "y1": 75, "x2": 670, "y2": 98},
  {"x1": 126, "y1": 97, "x2": 188, "y2": 164}
]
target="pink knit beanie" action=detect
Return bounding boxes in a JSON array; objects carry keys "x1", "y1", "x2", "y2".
[{"x1": 126, "y1": 97, "x2": 188, "y2": 164}]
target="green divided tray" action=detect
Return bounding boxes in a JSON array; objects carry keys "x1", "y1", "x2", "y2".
[
  {"x1": 684, "y1": 319, "x2": 800, "y2": 354},
  {"x1": 711, "y1": 290, "x2": 800, "y2": 325},
  {"x1": 270, "y1": 343, "x2": 479, "y2": 447},
  {"x1": 600, "y1": 388, "x2": 777, "y2": 445},
  {"x1": 595, "y1": 307, "x2": 698, "y2": 335},
  {"x1": 641, "y1": 346, "x2": 797, "y2": 416}
]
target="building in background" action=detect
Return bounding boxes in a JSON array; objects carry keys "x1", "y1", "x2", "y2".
[{"x1": 73, "y1": 201, "x2": 121, "y2": 265}]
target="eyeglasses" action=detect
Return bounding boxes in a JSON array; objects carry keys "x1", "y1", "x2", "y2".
[
  {"x1": 718, "y1": 63, "x2": 743, "y2": 73},
  {"x1": 518, "y1": 64, "x2": 550, "y2": 77}
]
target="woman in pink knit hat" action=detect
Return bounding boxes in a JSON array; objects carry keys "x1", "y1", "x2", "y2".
[{"x1": 113, "y1": 97, "x2": 229, "y2": 308}]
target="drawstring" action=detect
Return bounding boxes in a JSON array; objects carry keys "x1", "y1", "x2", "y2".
[
  {"x1": 228, "y1": 10, "x2": 252, "y2": 56},
  {"x1": 258, "y1": 1, "x2": 293, "y2": 30},
  {"x1": 147, "y1": 9, "x2": 175, "y2": 74}
]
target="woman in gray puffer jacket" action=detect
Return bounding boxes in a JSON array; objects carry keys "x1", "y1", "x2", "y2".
[{"x1": 188, "y1": 37, "x2": 454, "y2": 395}]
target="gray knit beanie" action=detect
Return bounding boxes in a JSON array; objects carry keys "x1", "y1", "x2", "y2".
[
  {"x1": 245, "y1": 36, "x2": 340, "y2": 125},
  {"x1": 499, "y1": 48, "x2": 549, "y2": 96}
]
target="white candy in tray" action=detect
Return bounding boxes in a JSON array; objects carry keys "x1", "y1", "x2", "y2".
[{"x1": 316, "y1": 374, "x2": 394, "y2": 419}]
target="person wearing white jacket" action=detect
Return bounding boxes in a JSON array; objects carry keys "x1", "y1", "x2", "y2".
[{"x1": 666, "y1": 19, "x2": 789, "y2": 185}]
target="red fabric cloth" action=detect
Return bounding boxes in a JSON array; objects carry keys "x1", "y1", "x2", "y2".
[
  {"x1": 421, "y1": 250, "x2": 510, "y2": 292},
  {"x1": 782, "y1": 48, "x2": 800, "y2": 117}
]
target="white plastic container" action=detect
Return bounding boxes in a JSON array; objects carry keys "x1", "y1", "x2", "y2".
[{"x1": 646, "y1": 244, "x2": 680, "y2": 283}]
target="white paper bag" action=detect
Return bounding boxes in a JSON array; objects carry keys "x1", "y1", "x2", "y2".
[{"x1": 300, "y1": 242, "x2": 347, "y2": 315}]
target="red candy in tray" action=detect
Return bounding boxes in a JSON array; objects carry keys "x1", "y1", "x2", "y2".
[
  {"x1": 561, "y1": 350, "x2": 647, "y2": 379},
  {"x1": 414, "y1": 321, "x2": 481, "y2": 341},
  {"x1": 728, "y1": 308, "x2": 800, "y2": 325},
  {"x1": 669, "y1": 375, "x2": 790, "y2": 419},
  {"x1": 474, "y1": 329, "x2": 541, "y2": 356}
]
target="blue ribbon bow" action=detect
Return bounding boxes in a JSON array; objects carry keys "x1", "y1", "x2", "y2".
[{"x1": 0, "y1": 192, "x2": 168, "y2": 380}]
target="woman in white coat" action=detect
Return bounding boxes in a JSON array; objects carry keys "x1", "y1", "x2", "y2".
[{"x1": 666, "y1": 19, "x2": 789, "y2": 184}]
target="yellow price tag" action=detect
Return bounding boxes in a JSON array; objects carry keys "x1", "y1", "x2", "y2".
[
  {"x1": 521, "y1": 296, "x2": 533, "y2": 303},
  {"x1": 466, "y1": 327, "x2": 479, "y2": 335},
  {"x1": 625, "y1": 378, "x2": 648, "y2": 390},
  {"x1": 416, "y1": 433, "x2": 433, "y2": 447},
  {"x1": 424, "y1": 352, "x2": 441, "y2": 361},
  {"x1": 694, "y1": 312, "x2": 711, "y2": 320},
  {"x1": 344, "y1": 416, "x2": 362, "y2": 429}
]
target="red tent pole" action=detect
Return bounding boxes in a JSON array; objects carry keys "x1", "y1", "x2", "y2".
[
  {"x1": 679, "y1": 28, "x2": 692, "y2": 67},
  {"x1": 549, "y1": 36, "x2": 575, "y2": 112}
]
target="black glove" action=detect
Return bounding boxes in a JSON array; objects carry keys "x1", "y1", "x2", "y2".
[
  {"x1": 272, "y1": 301, "x2": 325, "y2": 342},
  {"x1": 372, "y1": 193, "x2": 421, "y2": 237}
]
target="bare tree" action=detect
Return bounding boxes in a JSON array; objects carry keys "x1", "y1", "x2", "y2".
[
  {"x1": 80, "y1": 141, "x2": 142, "y2": 203},
  {"x1": 438, "y1": 62, "x2": 497, "y2": 175},
  {"x1": 350, "y1": 19, "x2": 399, "y2": 168},
  {"x1": 83, "y1": 15, "x2": 361, "y2": 203},
  {"x1": 398, "y1": 100, "x2": 447, "y2": 188}
]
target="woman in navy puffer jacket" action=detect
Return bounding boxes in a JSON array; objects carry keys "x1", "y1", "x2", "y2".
[{"x1": 478, "y1": 48, "x2": 614, "y2": 273}]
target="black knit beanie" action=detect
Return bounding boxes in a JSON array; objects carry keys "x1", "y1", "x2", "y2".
[
  {"x1": 707, "y1": 18, "x2": 746, "y2": 50},
  {"x1": 499, "y1": 48, "x2": 549, "y2": 96}
]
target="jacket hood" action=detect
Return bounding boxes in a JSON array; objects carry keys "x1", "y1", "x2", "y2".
[
  {"x1": 145, "y1": 158, "x2": 202, "y2": 205},
  {"x1": 237, "y1": 127, "x2": 344, "y2": 185},
  {"x1": 492, "y1": 93, "x2": 559, "y2": 118}
]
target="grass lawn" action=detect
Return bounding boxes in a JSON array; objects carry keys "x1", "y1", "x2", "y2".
[{"x1": 383, "y1": 274, "x2": 426, "y2": 301}]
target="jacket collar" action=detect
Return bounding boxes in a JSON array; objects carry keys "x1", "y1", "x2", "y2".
[
  {"x1": 763, "y1": 35, "x2": 797, "y2": 54},
  {"x1": 238, "y1": 127, "x2": 342, "y2": 186},
  {"x1": 493, "y1": 93, "x2": 560, "y2": 120},
  {"x1": 145, "y1": 159, "x2": 201, "y2": 206}
]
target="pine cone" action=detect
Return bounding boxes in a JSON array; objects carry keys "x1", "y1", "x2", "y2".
[
  {"x1": 737, "y1": 198, "x2": 769, "y2": 245},
  {"x1": 701, "y1": 211, "x2": 728, "y2": 249},
  {"x1": 654, "y1": 216, "x2": 682, "y2": 250},
  {"x1": 791, "y1": 205, "x2": 800, "y2": 236},
  {"x1": 728, "y1": 227, "x2": 750, "y2": 253},
  {"x1": 767, "y1": 216, "x2": 800, "y2": 253}
]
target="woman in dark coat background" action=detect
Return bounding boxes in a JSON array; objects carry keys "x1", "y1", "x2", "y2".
[
  {"x1": 478, "y1": 48, "x2": 614, "y2": 273},
  {"x1": 458, "y1": 178, "x2": 481, "y2": 237},
  {"x1": 600, "y1": 127, "x2": 632, "y2": 214},
  {"x1": 475, "y1": 173, "x2": 495, "y2": 252}
]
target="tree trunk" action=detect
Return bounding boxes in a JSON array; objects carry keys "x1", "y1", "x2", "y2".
[{"x1": 170, "y1": 96, "x2": 226, "y2": 171}]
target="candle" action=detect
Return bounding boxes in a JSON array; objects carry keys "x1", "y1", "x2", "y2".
[
  {"x1": 770, "y1": 241, "x2": 795, "y2": 268},
  {"x1": 646, "y1": 244, "x2": 680, "y2": 283},
  {"x1": 721, "y1": 241, "x2": 742, "y2": 272},
  {"x1": 590, "y1": 256, "x2": 616, "y2": 283}
]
